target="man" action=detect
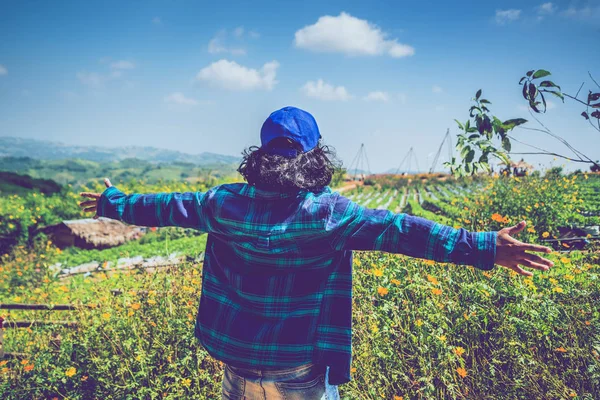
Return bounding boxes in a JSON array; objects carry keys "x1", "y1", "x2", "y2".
[{"x1": 80, "y1": 106, "x2": 553, "y2": 400}]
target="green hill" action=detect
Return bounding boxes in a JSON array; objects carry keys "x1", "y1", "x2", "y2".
[{"x1": 0, "y1": 171, "x2": 62, "y2": 195}]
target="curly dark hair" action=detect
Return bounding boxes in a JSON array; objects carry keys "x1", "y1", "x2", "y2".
[{"x1": 238, "y1": 138, "x2": 340, "y2": 192}]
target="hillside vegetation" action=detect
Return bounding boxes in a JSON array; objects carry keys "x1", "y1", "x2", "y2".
[{"x1": 0, "y1": 174, "x2": 599, "y2": 399}]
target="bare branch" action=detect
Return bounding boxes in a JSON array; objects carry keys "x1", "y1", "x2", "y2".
[
  {"x1": 589, "y1": 72, "x2": 600, "y2": 90},
  {"x1": 509, "y1": 152, "x2": 593, "y2": 164},
  {"x1": 563, "y1": 92, "x2": 590, "y2": 107},
  {"x1": 575, "y1": 81, "x2": 585, "y2": 99}
]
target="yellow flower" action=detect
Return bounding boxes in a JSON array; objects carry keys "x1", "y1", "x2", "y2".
[
  {"x1": 147, "y1": 299, "x2": 156, "y2": 305},
  {"x1": 555, "y1": 347, "x2": 567, "y2": 353},
  {"x1": 438, "y1": 335, "x2": 446, "y2": 342},
  {"x1": 21, "y1": 359, "x2": 30, "y2": 365},
  {"x1": 377, "y1": 287, "x2": 388, "y2": 296},
  {"x1": 131, "y1": 303, "x2": 141, "y2": 310},
  {"x1": 553, "y1": 287, "x2": 564, "y2": 293},
  {"x1": 350, "y1": 367, "x2": 357, "y2": 373},
  {"x1": 454, "y1": 347, "x2": 466, "y2": 357},
  {"x1": 65, "y1": 367, "x2": 77, "y2": 377},
  {"x1": 373, "y1": 268, "x2": 384, "y2": 277},
  {"x1": 102, "y1": 313, "x2": 111, "y2": 320},
  {"x1": 456, "y1": 367, "x2": 467, "y2": 378},
  {"x1": 181, "y1": 378, "x2": 191, "y2": 387},
  {"x1": 415, "y1": 319, "x2": 423, "y2": 327}
]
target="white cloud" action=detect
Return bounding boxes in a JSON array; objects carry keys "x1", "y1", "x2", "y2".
[
  {"x1": 0, "y1": 64, "x2": 7, "y2": 75},
  {"x1": 363, "y1": 91, "x2": 389, "y2": 102},
  {"x1": 164, "y1": 92, "x2": 199, "y2": 106},
  {"x1": 208, "y1": 30, "x2": 247, "y2": 56},
  {"x1": 538, "y1": 2, "x2": 556, "y2": 14},
  {"x1": 233, "y1": 26, "x2": 245, "y2": 38},
  {"x1": 301, "y1": 79, "x2": 352, "y2": 101},
  {"x1": 77, "y1": 60, "x2": 134, "y2": 88},
  {"x1": 562, "y1": 5, "x2": 600, "y2": 20},
  {"x1": 495, "y1": 9, "x2": 522, "y2": 24},
  {"x1": 110, "y1": 60, "x2": 135, "y2": 70},
  {"x1": 195, "y1": 59, "x2": 279, "y2": 91},
  {"x1": 294, "y1": 12, "x2": 415, "y2": 58},
  {"x1": 77, "y1": 71, "x2": 105, "y2": 88},
  {"x1": 152, "y1": 17, "x2": 162, "y2": 25},
  {"x1": 432, "y1": 85, "x2": 443, "y2": 93},
  {"x1": 249, "y1": 30, "x2": 260, "y2": 39}
]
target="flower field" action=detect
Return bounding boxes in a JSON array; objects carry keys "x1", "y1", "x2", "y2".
[{"x1": 1, "y1": 173, "x2": 599, "y2": 399}]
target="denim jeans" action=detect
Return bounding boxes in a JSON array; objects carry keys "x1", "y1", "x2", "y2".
[{"x1": 222, "y1": 362, "x2": 341, "y2": 400}]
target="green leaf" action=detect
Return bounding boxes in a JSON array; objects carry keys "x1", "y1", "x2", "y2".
[
  {"x1": 454, "y1": 119, "x2": 464, "y2": 130},
  {"x1": 460, "y1": 145, "x2": 471, "y2": 159},
  {"x1": 480, "y1": 99, "x2": 491, "y2": 104},
  {"x1": 465, "y1": 149, "x2": 475, "y2": 163},
  {"x1": 541, "y1": 90, "x2": 564, "y2": 102},
  {"x1": 532, "y1": 69, "x2": 551, "y2": 79},
  {"x1": 468, "y1": 134, "x2": 479, "y2": 140},
  {"x1": 502, "y1": 137, "x2": 511, "y2": 152},
  {"x1": 539, "y1": 80, "x2": 561, "y2": 90},
  {"x1": 502, "y1": 118, "x2": 528, "y2": 130},
  {"x1": 467, "y1": 127, "x2": 478, "y2": 133},
  {"x1": 475, "y1": 89, "x2": 482, "y2": 100}
]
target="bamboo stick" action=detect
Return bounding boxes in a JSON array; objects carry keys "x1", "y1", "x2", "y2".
[
  {"x1": 1, "y1": 321, "x2": 78, "y2": 329},
  {"x1": 0, "y1": 303, "x2": 77, "y2": 310}
]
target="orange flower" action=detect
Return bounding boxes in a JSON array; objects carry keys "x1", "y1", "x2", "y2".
[
  {"x1": 377, "y1": 287, "x2": 389, "y2": 296},
  {"x1": 427, "y1": 274, "x2": 439, "y2": 285},
  {"x1": 391, "y1": 279, "x2": 401, "y2": 285},
  {"x1": 431, "y1": 288, "x2": 442, "y2": 296},
  {"x1": 555, "y1": 347, "x2": 567, "y2": 353},
  {"x1": 542, "y1": 232, "x2": 550, "y2": 238},
  {"x1": 454, "y1": 347, "x2": 466, "y2": 357},
  {"x1": 456, "y1": 367, "x2": 468, "y2": 378},
  {"x1": 20, "y1": 359, "x2": 29, "y2": 365},
  {"x1": 24, "y1": 364, "x2": 34, "y2": 372},
  {"x1": 394, "y1": 396, "x2": 404, "y2": 400},
  {"x1": 350, "y1": 367, "x2": 357, "y2": 373},
  {"x1": 131, "y1": 303, "x2": 141, "y2": 310}
]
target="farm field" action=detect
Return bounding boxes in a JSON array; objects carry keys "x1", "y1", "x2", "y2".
[{"x1": 1, "y1": 173, "x2": 599, "y2": 399}]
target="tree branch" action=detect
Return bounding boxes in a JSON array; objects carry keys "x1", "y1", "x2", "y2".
[{"x1": 589, "y1": 72, "x2": 600, "y2": 90}]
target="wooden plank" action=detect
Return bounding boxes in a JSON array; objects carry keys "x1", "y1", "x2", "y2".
[
  {"x1": 0, "y1": 303, "x2": 77, "y2": 310},
  {"x1": 1, "y1": 320, "x2": 78, "y2": 329}
]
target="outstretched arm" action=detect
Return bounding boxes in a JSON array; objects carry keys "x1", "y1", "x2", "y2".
[
  {"x1": 328, "y1": 194, "x2": 553, "y2": 276},
  {"x1": 79, "y1": 178, "x2": 212, "y2": 231}
]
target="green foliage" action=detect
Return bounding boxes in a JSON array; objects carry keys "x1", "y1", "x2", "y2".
[{"x1": 445, "y1": 90, "x2": 525, "y2": 177}]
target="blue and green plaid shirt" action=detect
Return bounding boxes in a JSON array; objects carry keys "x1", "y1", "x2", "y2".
[{"x1": 97, "y1": 183, "x2": 497, "y2": 385}]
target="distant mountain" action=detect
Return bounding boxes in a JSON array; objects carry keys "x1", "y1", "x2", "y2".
[{"x1": 0, "y1": 137, "x2": 240, "y2": 165}]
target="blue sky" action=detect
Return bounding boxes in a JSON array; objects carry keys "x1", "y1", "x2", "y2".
[{"x1": 0, "y1": 0, "x2": 599, "y2": 172}]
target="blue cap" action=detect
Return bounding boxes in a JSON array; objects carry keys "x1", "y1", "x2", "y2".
[{"x1": 260, "y1": 106, "x2": 321, "y2": 157}]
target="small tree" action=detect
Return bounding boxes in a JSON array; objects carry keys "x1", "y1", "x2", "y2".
[{"x1": 447, "y1": 69, "x2": 600, "y2": 176}]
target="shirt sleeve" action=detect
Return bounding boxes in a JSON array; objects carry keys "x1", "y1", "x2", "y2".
[
  {"x1": 326, "y1": 194, "x2": 497, "y2": 270},
  {"x1": 96, "y1": 186, "x2": 212, "y2": 232}
]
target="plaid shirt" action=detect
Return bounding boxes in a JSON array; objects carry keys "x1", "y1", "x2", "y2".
[{"x1": 98, "y1": 183, "x2": 497, "y2": 385}]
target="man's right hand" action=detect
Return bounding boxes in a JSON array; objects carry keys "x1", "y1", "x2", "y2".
[
  {"x1": 495, "y1": 221, "x2": 554, "y2": 276},
  {"x1": 79, "y1": 178, "x2": 112, "y2": 220}
]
